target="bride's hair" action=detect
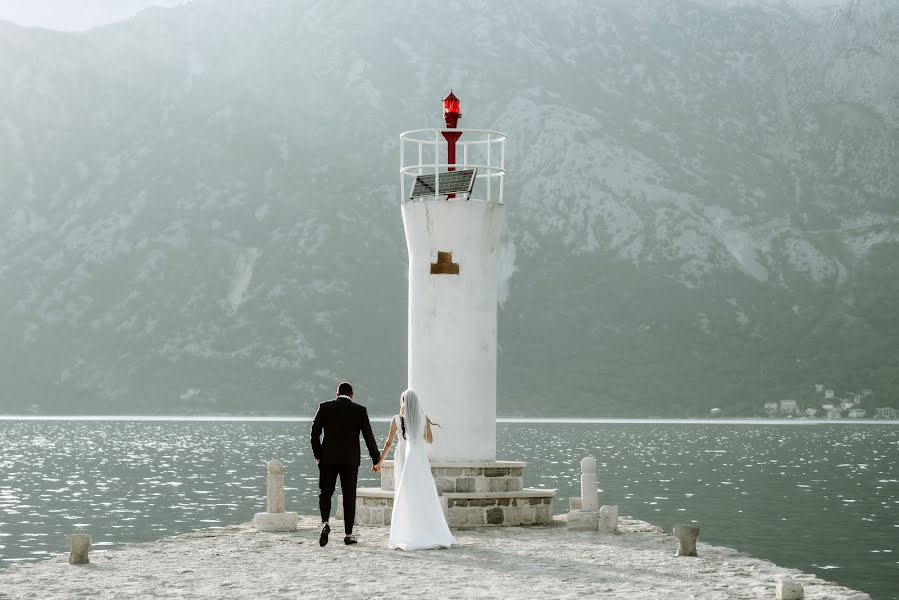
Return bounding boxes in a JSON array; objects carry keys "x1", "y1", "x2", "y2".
[
  {"x1": 400, "y1": 394, "x2": 406, "y2": 439},
  {"x1": 400, "y1": 389, "x2": 425, "y2": 443}
]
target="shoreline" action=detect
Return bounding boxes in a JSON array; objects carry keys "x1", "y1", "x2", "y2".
[
  {"x1": 0, "y1": 516, "x2": 872, "y2": 599},
  {"x1": 1, "y1": 414, "x2": 897, "y2": 424}
]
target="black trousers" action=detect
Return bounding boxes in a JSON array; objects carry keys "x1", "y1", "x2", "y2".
[{"x1": 318, "y1": 463, "x2": 359, "y2": 534}]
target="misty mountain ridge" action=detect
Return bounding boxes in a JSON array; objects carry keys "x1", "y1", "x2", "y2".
[{"x1": 0, "y1": 0, "x2": 897, "y2": 416}]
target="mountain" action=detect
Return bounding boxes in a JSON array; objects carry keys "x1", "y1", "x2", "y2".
[
  {"x1": 0, "y1": 0, "x2": 189, "y2": 31},
  {"x1": 1, "y1": 0, "x2": 897, "y2": 417}
]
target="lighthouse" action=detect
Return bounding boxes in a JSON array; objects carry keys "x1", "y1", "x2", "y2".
[
  {"x1": 344, "y1": 95, "x2": 556, "y2": 527},
  {"x1": 400, "y1": 93, "x2": 505, "y2": 461}
]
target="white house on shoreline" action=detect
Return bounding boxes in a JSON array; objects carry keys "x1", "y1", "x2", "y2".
[{"x1": 874, "y1": 407, "x2": 896, "y2": 419}]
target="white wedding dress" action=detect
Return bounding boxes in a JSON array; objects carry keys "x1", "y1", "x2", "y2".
[{"x1": 388, "y1": 392, "x2": 454, "y2": 551}]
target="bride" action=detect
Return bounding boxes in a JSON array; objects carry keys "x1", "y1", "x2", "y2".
[{"x1": 376, "y1": 388, "x2": 454, "y2": 550}]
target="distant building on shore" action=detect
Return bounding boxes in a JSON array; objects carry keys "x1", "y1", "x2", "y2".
[
  {"x1": 822, "y1": 403, "x2": 835, "y2": 411},
  {"x1": 764, "y1": 402, "x2": 778, "y2": 416},
  {"x1": 874, "y1": 407, "x2": 896, "y2": 419},
  {"x1": 827, "y1": 408, "x2": 842, "y2": 419},
  {"x1": 840, "y1": 399, "x2": 856, "y2": 410},
  {"x1": 847, "y1": 408, "x2": 866, "y2": 418},
  {"x1": 804, "y1": 408, "x2": 818, "y2": 418},
  {"x1": 780, "y1": 399, "x2": 798, "y2": 414},
  {"x1": 815, "y1": 384, "x2": 824, "y2": 393},
  {"x1": 824, "y1": 389, "x2": 835, "y2": 399}
]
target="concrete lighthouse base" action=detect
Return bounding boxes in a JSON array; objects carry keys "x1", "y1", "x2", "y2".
[{"x1": 337, "y1": 461, "x2": 556, "y2": 527}]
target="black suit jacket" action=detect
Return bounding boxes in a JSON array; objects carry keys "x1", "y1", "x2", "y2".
[{"x1": 311, "y1": 396, "x2": 381, "y2": 466}]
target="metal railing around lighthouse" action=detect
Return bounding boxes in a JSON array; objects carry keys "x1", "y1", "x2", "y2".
[{"x1": 400, "y1": 128, "x2": 507, "y2": 205}]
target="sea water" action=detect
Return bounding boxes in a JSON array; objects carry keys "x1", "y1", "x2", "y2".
[{"x1": 0, "y1": 419, "x2": 895, "y2": 598}]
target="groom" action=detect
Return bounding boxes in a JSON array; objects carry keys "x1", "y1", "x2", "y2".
[{"x1": 311, "y1": 381, "x2": 381, "y2": 546}]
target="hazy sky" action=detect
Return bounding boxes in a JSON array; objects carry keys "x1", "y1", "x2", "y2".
[
  {"x1": 0, "y1": 0, "x2": 849, "y2": 31},
  {"x1": 0, "y1": 0, "x2": 191, "y2": 31}
]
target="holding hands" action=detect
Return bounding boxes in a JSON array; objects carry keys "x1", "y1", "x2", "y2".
[{"x1": 372, "y1": 451, "x2": 384, "y2": 473}]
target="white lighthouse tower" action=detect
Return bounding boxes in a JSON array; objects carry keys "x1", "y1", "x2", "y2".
[
  {"x1": 400, "y1": 92, "x2": 505, "y2": 462},
  {"x1": 345, "y1": 94, "x2": 556, "y2": 527}
]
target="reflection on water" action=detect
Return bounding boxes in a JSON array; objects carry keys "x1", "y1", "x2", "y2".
[
  {"x1": 0, "y1": 421, "x2": 896, "y2": 598},
  {"x1": 504, "y1": 424, "x2": 898, "y2": 599}
]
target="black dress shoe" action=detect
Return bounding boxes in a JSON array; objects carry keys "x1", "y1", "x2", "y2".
[
  {"x1": 344, "y1": 535, "x2": 358, "y2": 545},
  {"x1": 319, "y1": 523, "x2": 330, "y2": 547}
]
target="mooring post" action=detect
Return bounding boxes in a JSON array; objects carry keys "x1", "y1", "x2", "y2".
[
  {"x1": 580, "y1": 456, "x2": 598, "y2": 512},
  {"x1": 65, "y1": 533, "x2": 91, "y2": 565},
  {"x1": 266, "y1": 459, "x2": 285, "y2": 513},
  {"x1": 673, "y1": 524, "x2": 700, "y2": 557},
  {"x1": 599, "y1": 505, "x2": 618, "y2": 533}
]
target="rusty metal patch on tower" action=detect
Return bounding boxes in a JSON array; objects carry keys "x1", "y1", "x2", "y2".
[{"x1": 430, "y1": 251, "x2": 460, "y2": 275}]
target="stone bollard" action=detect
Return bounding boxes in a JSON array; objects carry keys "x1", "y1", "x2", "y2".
[
  {"x1": 776, "y1": 579, "x2": 804, "y2": 600},
  {"x1": 567, "y1": 457, "x2": 600, "y2": 530},
  {"x1": 64, "y1": 533, "x2": 91, "y2": 565},
  {"x1": 254, "y1": 459, "x2": 298, "y2": 532},
  {"x1": 580, "y1": 457, "x2": 598, "y2": 512},
  {"x1": 673, "y1": 524, "x2": 700, "y2": 556},
  {"x1": 598, "y1": 505, "x2": 618, "y2": 533},
  {"x1": 266, "y1": 459, "x2": 285, "y2": 513}
]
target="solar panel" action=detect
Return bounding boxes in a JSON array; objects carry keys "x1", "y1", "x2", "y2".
[{"x1": 410, "y1": 168, "x2": 477, "y2": 199}]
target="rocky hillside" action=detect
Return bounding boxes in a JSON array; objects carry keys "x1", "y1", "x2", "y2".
[{"x1": 0, "y1": 0, "x2": 896, "y2": 416}]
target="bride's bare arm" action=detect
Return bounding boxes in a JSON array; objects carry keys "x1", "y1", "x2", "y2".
[
  {"x1": 425, "y1": 418, "x2": 433, "y2": 444},
  {"x1": 377, "y1": 419, "x2": 397, "y2": 467}
]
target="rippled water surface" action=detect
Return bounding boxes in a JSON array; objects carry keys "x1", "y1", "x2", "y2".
[{"x1": 0, "y1": 421, "x2": 896, "y2": 598}]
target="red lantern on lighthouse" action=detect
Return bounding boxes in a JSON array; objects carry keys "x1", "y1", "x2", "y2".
[
  {"x1": 443, "y1": 91, "x2": 461, "y2": 129},
  {"x1": 441, "y1": 92, "x2": 462, "y2": 188}
]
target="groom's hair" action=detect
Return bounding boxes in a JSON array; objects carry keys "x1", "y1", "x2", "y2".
[{"x1": 337, "y1": 381, "x2": 353, "y2": 397}]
